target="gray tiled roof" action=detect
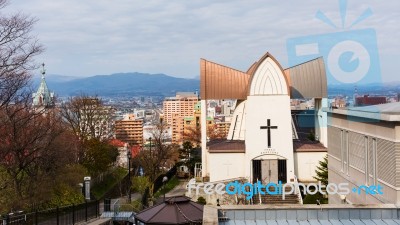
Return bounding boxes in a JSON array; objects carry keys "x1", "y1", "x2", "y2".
[
  {"x1": 219, "y1": 207, "x2": 400, "y2": 225},
  {"x1": 221, "y1": 220, "x2": 400, "y2": 224}
]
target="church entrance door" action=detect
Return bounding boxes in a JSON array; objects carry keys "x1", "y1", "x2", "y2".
[
  {"x1": 252, "y1": 159, "x2": 287, "y2": 183},
  {"x1": 262, "y1": 160, "x2": 278, "y2": 183}
]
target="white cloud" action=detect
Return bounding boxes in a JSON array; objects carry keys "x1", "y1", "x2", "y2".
[{"x1": 4, "y1": 0, "x2": 400, "y2": 82}]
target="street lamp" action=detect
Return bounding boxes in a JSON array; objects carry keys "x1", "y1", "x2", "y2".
[
  {"x1": 127, "y1": 149, "x2": 132, "y2": 203},
  {"x1": 162, "y1": 176, "x2": 168, "y2": 201}
]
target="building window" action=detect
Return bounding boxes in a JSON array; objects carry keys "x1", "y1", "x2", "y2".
[
  {"x1": 365, "y1": 136, "x2": 377, "y2": 186},
  {"x1": 346, "y1": 131, "x2": 349, "y2": 175},
  {"x1": 372, "y1": 138, "x2": 377, "y2": 186},
  {"x1": 341, "y1": 130, "x2": 344, "y2": 172}
]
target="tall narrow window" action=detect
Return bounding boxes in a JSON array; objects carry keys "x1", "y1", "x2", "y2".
[
  {"x1": 367, "y1": 137, "x2": 376, "y2": 186},
  {"x1": 365, "y1": 136, "x2": 368, "y2": 185},
  {"x1": 340, "y1": 130, "x2": 344, "y2": 172},
  {"x1": 372, "y1": 138, "x2": 377, "y2": 186},
  {"x1": 346, "y1": 131, "x2": 349, "y2": 175}
]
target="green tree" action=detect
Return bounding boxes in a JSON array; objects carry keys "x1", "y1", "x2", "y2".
[
  {"x1": 46, "y1": 164, "x2": 87, "y2": 208},
  {"x1": 313, "y1": 155, "x2": 328, "y2": 186},
  {"x1": 131, "y1": 176, "x2": 151, "y2": 195},
  {"x1": 179, "y1": 141, "x2": 193, "y2": 162},
  {"x1": 81, "y1": 139, "x2": 119, "y2": 176},
  {"x1": 0, "y1": 104, "x2": 81, "y2": 212}
]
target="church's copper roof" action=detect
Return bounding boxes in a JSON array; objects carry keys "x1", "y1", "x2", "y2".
[
  {"x1": 200, "y1": 59, "x2": 250, "y2": 100},
  {"x1": 285, "y1": 57, "x2": 327, "y2": 98},
  {"x1": 200, "y1": 53, "x2": 327, "y2": 100},
  {"x1": 246, "y1": 61, "x2": 258, "y2": 75}
]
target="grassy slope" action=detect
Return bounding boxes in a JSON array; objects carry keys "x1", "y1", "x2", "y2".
[
  {"x1": 91, "y1": 167, "x2": 128, "y2": 200},
  {"x1": 154, "y1": 176, "x2": 180, "y2": 198}
]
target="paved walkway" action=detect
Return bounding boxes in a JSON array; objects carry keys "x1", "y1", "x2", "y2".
[
  {"x1": 99, "y1": 193, "x2": 141, "y2": 214},
  {"x1": 84, "y1": 218, "x2": 112, "y2": 225},
  {"x1": 165, "y1": 180, "x2": 187, "y2": 197}
]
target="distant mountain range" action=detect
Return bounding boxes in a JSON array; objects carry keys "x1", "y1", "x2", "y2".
[
  {"x1": 33, "y1": 72, "x2": 200, "y2": 97},
  {"x1": 327, "y1": 82, "x2": 400, "y2": 97},
  {"x1": 32, "y1": 72, "x2": 400, "y2": 97}
]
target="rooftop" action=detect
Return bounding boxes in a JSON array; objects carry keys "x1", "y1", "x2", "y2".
[
  {"x1": 207, "y1": 139, "x2": 326, "y2": 153},
  {"x1": 207, "y1": 140, "x2": 246, "y2": 153},
  {"x1": 176, "y1": 92, "x2": 198, "y2": 97},
  {"x1": 293, "y1": 140, "x2": 327, "y2": 152},
  {"x1": 212, "y1": 204, "x2": 400, "y2": 225},
  {"x1": 135, "y1": 196, "x2": 203, "y2": 224},
  {"x1": 324, "y1": 102, "x2": 400, "y2": 122}
]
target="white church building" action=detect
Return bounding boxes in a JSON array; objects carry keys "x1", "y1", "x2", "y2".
[{"x1": 199, "y1": 52, "x2": 328, "y2": 184}]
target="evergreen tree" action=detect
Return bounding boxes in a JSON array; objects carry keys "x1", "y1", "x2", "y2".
[
  {"x1": 179, "y1": 141, "x2": 193, "y2": 162},
  {"x1": 313, "y1": 155, "x2": 328, "y2": 186}
]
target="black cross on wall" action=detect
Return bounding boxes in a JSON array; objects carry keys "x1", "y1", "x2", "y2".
[{"x1": 260, "y1": 119, "x2": 278, "y2": 148}]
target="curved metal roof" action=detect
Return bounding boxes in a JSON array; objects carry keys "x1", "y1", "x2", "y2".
[
  {"x1": 247, "y1": 52, "x2": 289, "y2": 95},
  {"x1": 200, "y1": 59, "x2": 250, "y2": 100},
  {"x1": 200, "y1": 54, "x2": 327, "y2": 100},
  {"x1": 284, "y1": 57, "x2": 327, "y2": 98}
]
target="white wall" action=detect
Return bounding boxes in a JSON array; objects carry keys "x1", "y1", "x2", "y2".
[
  {"x1": 294, "y1": 152, "x2": 326, "y2": 183},
  {"x1": 245, "y1": 95, "x2": 294, "y2": 183},
  {"x1": 208, "y1": 153, "x2": 245, "y2": 182},
  {"x1": 227, "y1": 101, "x2": 246, "y2": 140},
  {"x1": 201, "y1": 100, "x2": 208, "y2": 177},
  {"x1": 315, "y1": 98, "x2": 328, "y2": 147}
]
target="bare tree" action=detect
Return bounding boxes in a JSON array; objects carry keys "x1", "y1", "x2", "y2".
[
  {"x1": 0, "y1": 0, "x2": 87, "y2": 212},
  {"x1": 137, "y1": 122, "x2": 178, "y2": 183},
  {"x1": 60, "y1": 95, "x2": 113, "y2": 141},
  {"x1": 183, "y1": 123, "x2": 225, "y2": 147},
  {"x1": 0, "y1": 0, "x2": 44, "y2": 107},
  {"x1": 0, "y1": 103, "x2": 79, "y2": 211}
]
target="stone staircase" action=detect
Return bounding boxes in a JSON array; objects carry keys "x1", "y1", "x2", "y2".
[{"x1": 252, "y1": 185, "x2": 301, "y2": 204}]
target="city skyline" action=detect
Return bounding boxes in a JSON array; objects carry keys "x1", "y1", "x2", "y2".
[{"x1": 5, "y1": 0, "x2": 400, "y2": 82}]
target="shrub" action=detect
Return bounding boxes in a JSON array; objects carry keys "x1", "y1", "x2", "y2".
[{"x1": 197, "y1": 196, "x2": 206, "y2": 205}]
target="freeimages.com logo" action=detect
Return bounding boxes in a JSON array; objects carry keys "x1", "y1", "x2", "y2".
[{"x1": 287, "y1": 0, "x2": 381, "y2": 86}]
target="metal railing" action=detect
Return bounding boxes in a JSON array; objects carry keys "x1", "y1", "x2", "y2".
[
  {"x1": 1, "y1": 201, "x2": 99, "y2": 225},
  {"x1": 293, "y1": 175, "x2": 304, "y2": 205}
]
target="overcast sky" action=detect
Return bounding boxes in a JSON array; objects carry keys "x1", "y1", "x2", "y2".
[{"x1": 4, "y1": 0, "x2": 400, "y2": 82}]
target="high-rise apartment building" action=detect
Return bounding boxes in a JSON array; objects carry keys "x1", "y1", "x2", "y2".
[
  {"x1": 115, "y1": 114, "x2": 143, "y2": 145},
  {"x1": 163, "y1": 92, "x2": 199, "y2": 126},
  {"x1": 214, "y1": 121, "x2": 230, "y2": 137},
  {"x1": 171, "y1": 102, "x2": 214, "y2": 145},
  {"x1": 171, "y1": 112, "x2": 184, "y2": 144}
]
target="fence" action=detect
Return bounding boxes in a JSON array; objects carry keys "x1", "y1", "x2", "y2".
[{"x1": 1, "y1": 201, "x2": 99, "y2": 225}]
